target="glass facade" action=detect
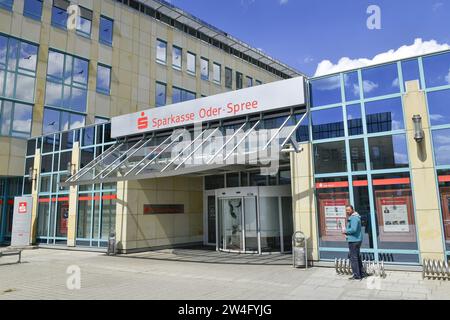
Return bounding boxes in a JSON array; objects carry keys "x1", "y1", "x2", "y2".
[
  {"x1": 3, "y1": 43, "x2": 450, "y2": 262},
  {"x1": 0, "y1": 35, "x2": 37, "y2": 138},
  {"x1": 44, "y1": 50, "x2": 88, "y2": 134},
  {"x1": 310, "y1": 58, "x2": 418, "y2": 264},
  {"x1": 27, "y1": 122, "x2": 117, "y2": 247}
]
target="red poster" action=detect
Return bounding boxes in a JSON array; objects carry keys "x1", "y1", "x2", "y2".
[
  {"x1": 439, "y1": 186, "x2": 450, "y2": 241},
  {"x1": 374, "y1": 189, "x2": 416, "y2": 243},
  {"x1": 318, "y1": 192, "x2": 350, "y2": 242}
]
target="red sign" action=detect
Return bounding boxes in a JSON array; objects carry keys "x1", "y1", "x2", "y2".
[
  {"x1": 137, "y1": 112, "x2": 149, "y2": 130},
  {"x1": 18, "y1": 202, "x2": 27, "y2": 213},
  {"x1": 315, "y1": 181, "x2": 349, "y2": 189}
]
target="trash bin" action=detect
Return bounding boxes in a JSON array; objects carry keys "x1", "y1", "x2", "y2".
[
  {"x1": 292, "y1": 231, "x2": 307, "y2": 269},
  {"x1": 107, "y1": 232, "x2": 116, "y2": 256}
]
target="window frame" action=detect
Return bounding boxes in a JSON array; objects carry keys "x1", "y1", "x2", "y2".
[
  {"x1": 99, "y1": 15, "x2": 114, "y2": 47},
  {"x1": 96, "y1": 63, "x2": 111, "y2": 95},
  {"x1": 156, "y1": 39, "x2": 167, "y2": 65},
  {"x1": 23, "y1": 0, "x2": 43, "y2": 21}
]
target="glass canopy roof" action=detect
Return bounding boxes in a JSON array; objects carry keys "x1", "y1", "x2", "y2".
[{"x1": 63, "y1": 112, "x2": 308, "y2": 186}]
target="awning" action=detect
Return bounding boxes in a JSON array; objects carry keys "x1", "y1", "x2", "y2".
[{"x1": 62, "y1": 113, "x2": 307, "y2": 186}]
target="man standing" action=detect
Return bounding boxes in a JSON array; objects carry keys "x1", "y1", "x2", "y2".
[{"x1": 342, "y1": 205, "x2": 365, "y2": 280}]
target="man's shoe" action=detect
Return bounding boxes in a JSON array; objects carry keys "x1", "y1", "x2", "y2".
[{"x1": 349, "y1": 276, "x2": 362, "y2": 280}]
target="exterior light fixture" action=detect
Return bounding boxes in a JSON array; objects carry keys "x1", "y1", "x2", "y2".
[
  {"x1": 67, "y1": 162, "x2": 76, "y2": 175},
  {"x1": 28, "y1": 166, "x2": 37, "y2": 182},
  {"x1": 412, "y1": 115, "x2": 424, "y2": 143}
]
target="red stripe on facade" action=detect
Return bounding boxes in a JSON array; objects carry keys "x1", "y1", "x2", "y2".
[
  {"x1": 78, "y1": 195, "x2": 117, "y2": 201},
  {"x1": 315, "y1": 181, "x2": 349, "y2": 189},
  {"x1": 7, "y1": 200, "x2": 14, "y2": 205},
  {"x1": 353, "y1": 180, "x2": 369, "y2": 187},
  {"x1": 38, "y1": 198, "x2": 51, "y2": 203},
  {"x1": 438, "y1": 175, "x2": 450, "y2": 183},
  {"x1": 372, "y1": 178, "x2": 410, "y2": 186}
]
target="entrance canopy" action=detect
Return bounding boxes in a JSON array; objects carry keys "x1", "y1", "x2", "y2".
[
  {"x1": 63, "y1": 111, "x2": 308, "y2": 186},
  {"x1": 63, "y1": 77, "x2": 308, "y2": 186}
]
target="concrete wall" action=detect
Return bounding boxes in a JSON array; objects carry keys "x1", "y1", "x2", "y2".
[{"x1": 116, "y1": 176, "x2": 204, "y2": 253}]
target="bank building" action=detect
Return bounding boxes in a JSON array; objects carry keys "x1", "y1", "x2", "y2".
[{"x1": 0, "y1": 0, "x2": 449, "y2": 267}]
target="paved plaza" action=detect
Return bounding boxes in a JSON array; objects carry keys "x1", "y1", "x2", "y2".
[{"x1": 0, "y1": 248, "x2": 449, "y2": 300}]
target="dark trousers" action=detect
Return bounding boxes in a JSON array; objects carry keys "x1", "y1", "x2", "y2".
[{"x1": 348, "y1": 241, "x2": 364, "y2": 278}]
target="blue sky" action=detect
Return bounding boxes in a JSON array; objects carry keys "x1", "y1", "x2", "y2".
[{"x1": 167, "y1": 0, "x2": 450, "y2": 76}]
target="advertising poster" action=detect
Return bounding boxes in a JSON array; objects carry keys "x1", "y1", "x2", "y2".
[
  {"x1": 381, "y1": 198, "x2": 409, "y2": 233},
  {"x1": 323, "y1": 199, "x2": 347, "y2": 232}
]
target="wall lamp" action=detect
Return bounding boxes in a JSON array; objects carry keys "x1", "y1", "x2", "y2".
[
  {"x1": 412, "y1": 115, "x2": 425, "y2": 143},
  {"x1": 67, "y1": 162, "x2": 77, "y2": 176},
  {"x1": 28, "y1": 167, "x2": 37, "y2": 183}
]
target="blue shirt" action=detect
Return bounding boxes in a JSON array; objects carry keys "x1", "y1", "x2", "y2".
[{"x1": 345, "y1": 213, "x2": 363, "y2": 243}]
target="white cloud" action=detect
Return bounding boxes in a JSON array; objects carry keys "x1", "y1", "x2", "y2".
[
  {"x1": 445, "y1": 68, "x2": 450, "y2": 84},
  {"x1": 362, "y1": 80, "x2": 379, "y2": 93},
  {"x1": 279, "y1": 0, "x2": 289, "y2": 5},
  {"x1": 430, "y1": 114, "x2": 445, "y2": 122},
  {"x1": 314, "y1": 38, "x2": 450, "y2": 76},
  {"x1": 433, "y1": 2, "x2": 444, "y2": 12}
]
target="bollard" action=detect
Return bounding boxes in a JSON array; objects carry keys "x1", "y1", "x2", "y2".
[{"x1": 107, "y1": 232, "x2": 116, "y2": 256}]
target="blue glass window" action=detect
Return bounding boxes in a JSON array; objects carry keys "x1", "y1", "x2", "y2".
[
  {"x1": 427, "y1": 89, "x2": 450, "y2": 126},
  {"x1": 423, "y1": 52, "x2": 450, "y2": 89},
  {"x1": 368, "y1": 134, "x2": 409, "y2": 170},
  {"x1": 156, "y1": 39, "x2": 167, "y2": 63},
  {"x1": 310, "y1": 75, "x2": 342, "y2": 107},
  {"x1": 96, "y1": 64, "x2": 111, "y2": 95},
  {"x1": 172, "y1": 87, "x2": 181, "y2": 104},
  {"x1": 344, "y1": 71, "x2": 360, "y2": 102},
  {"x1": 99, "y1": 16, "x2": 113, "y2": 46},
  {"x1": 43, "y1": 107, "x2": 85, "y2": 135},
  {"x1": 361, "y1": 63, "x2": 400, "y2": 99},
  {"x1": 295, "y1": 113, "x2": 309, "y2": 143},
  {"x1": 347, "y1": 103, "x2": 363, "y2": 136},
  {"x1": 45, "y1": 50, "x2": 89, "y2": 114},
  {"x1": 401, "y1": 59, "x2": 421, "y2": 90},
  {"x1": 365, "y1": 97, "x2": 404, "y2": 133},
  {"x1": 0, "y1": 100, "x2": 33, "y2": 138},
  {"x1": 173, "y1": 86, "x2": 195, "y2": 104},
  {"x1": 311, "y1": 107, "x2": 344, "y2": 140},
  {"x1": 349, "y1": 139, "x2": 366, "y2": 171},
  {"x1": 24, "y1": 0, "x2": 43, "y2": 20},
  {"x1": 77, "y1": 14, "x2": 92, "y2": 37},
  {"x1": 155, "y1": 82, "x2": 166, "y2": 107},
  {"x1": 313, "y1": 141, "x2": 347, "y2": 174},
  {"x1": 172, "y1": 46, "x2": 182, "y2": 70},
  {"x1": 0, "y1": 0, "x2": 13, "y2": 11},
  {"x1": 201, "y1": 58, "x2": 209, "y2": 81},
  {"x1": 51, "y1": 3, "x2": 68, "y2": 29},
  {"x1": 432, "y1": 128, "x2": 450, "y2": 166}
]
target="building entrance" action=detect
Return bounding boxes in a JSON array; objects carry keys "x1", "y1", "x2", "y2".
[{"x1": 213, "y1": 186, "x2": 293, "y2": 254}]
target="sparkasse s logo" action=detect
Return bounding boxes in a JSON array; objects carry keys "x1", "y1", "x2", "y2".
[{"x1": 137, "y1": 112, "x2": 149, "y2": 130}]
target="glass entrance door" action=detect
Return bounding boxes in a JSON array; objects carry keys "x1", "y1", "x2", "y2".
[
  {"x1": 213, "y1": 186, "x2": 293, "y2": 254},
  {"x1": 218, "y1": 197, "x2": 244, "y2": 251}
]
